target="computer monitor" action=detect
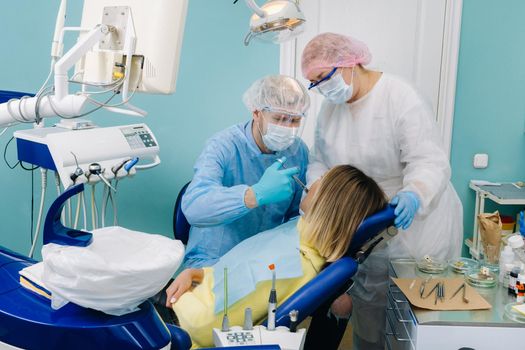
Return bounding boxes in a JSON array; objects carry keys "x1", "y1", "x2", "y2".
[{"x1": 76, "y1": 0, "x2": 188, "y2": 94}]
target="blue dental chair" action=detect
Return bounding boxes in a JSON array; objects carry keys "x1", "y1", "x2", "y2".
[
  {"x1": 172, "y1": 183, "x2": 397, "y2": 349},
  {"x1": 0, "y1": 184, "x2": 192, "y2": 350}
]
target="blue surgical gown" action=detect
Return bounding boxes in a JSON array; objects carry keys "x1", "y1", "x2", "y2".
[{"x1": 181, "y1": 121, "x2": 308, "y2": 268}]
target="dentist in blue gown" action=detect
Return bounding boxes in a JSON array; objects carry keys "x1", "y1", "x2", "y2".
[{"x1": 181, "y1": 75, "x2": 310, "y2": 268}]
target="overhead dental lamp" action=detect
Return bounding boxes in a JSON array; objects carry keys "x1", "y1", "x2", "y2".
[{"x1": 240, "y1": 0, "x2": 306, "y2": 46}]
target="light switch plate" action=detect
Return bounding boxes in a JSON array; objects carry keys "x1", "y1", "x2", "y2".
[{"x1": 473, "y1": 154, "x2": 488, "y2": 169}]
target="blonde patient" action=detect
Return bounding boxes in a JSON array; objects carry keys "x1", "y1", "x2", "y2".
[{"x1": 165, "y1": 165, "x2": 387, "y2": 348}]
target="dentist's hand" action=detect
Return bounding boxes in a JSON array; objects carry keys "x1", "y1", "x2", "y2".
[
  {"x1": 391, "y1": 191, "x2": 420, "y2": 230},
  {"x1": 251, "y1": 157, "x2": 299, "y2": 207}
]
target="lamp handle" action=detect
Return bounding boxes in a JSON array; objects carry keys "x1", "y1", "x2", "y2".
[{"x1": 244, "y1": 0, "x2": 266, "y2": 17}]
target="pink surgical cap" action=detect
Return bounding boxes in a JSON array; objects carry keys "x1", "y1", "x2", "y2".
[{"x1": 301, "y1": 33, "x2": 372, "y2": 78}]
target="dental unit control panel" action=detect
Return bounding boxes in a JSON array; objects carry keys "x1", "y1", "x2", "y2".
[
  {"x1": 213, "y1": 325, "x2": 306, "y2": 349},
  {"x1": 14, "y1": 123, "x2": 160, "y2": 188}
]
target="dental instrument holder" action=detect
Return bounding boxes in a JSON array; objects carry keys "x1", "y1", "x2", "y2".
[
  {"x1": 212, "y1": 325, "x2": 306, "y2": 349},
  {"x1": 213, "y1": 264, "x2": 306, "y2": 348},
  {"x1": 43, "y1": 183, "x2": 92, "y2": 247}
]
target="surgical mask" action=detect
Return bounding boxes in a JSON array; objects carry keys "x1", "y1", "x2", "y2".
[
  {"x1": 317, "y1": 68, "x2": 355, "y2": 104},
  {"x1": 260, "y1": 122, "x2": 298, "y2": 152}
]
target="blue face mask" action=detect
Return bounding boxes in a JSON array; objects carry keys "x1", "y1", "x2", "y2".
[
  {"x1": 262, "y1": 123, "x2": 297, "y2": 151},
  {"x1": 316, "y1": 68, "x2": 355, "y2": 104}
]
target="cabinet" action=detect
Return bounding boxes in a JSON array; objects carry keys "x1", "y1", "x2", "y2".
[{"x1": 386, "y1": 259, "x2": 525, "y2": 350}]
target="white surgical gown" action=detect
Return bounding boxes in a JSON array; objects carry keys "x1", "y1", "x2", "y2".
[
  {"x1": 182, "y1": 121, "x2": 309, "y2": 268},
  {"x1": 308, "y1": 73, "x2": 463, "y2": 349}
]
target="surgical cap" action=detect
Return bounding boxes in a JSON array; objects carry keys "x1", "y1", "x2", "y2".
[
  {"x1": 242, "y1": 75, "x2": 310, "y2": 116},
  {"x1": 301, "y1": 33, "x2": 372, "y2": 78}
]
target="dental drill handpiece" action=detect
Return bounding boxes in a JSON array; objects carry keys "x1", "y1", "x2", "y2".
[
  {"x1": 111, "y1": 157, "x2": 132, "y2": 176},
  {"x1": 88, "y1": 163, "x2": 116, "y2": 192},
  {"x1": 124, "y1": 157, "x2": 139, "y2": 173},
  {"x1": 267, "y1": 264, "x2": 277, "y2": 331},
  {"x1": 276, "y1": 157, "x2": 309, "y2": 193}
]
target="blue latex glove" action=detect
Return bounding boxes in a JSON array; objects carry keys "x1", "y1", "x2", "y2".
[
  {"x1": 518, "y1": 211, "x2": 525, "y2": 237},
  {"x1": 391, "y1": 191, "x2": 420, "y2": 230},
  {"x1": 252, "y1": 157, "x2": 299, "y2": 206}
]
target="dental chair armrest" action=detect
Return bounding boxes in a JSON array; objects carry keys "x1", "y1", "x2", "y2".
[
  {"x1": 166, "y1": 324, "x2": 192, "y2": 350},
  {"x1": 267, "y1": 257, "x2": 358, "y2": 328}
]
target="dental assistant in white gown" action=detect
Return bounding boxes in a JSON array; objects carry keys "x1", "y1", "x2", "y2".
[{"x1": 301, "y1": 32, "x2": 463, "y2": 350}]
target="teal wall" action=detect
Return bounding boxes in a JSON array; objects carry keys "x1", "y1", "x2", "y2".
[
  {"x1": 0, "y1": 1, "x2": 279, "y2": 257},
  {"x1": 451, "y1": 0, "x2": 525, "y2": 255},
  {"x1": 2, "y1": 0, "x2": 524, "y2": 260}
]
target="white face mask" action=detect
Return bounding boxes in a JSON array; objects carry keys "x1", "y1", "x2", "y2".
[
  {"x1": 261, "y1": 122, "x2": 297, "y2": 152},
  {"x1": 317, "y1": 68, "x2": 355, "y2": 104}
]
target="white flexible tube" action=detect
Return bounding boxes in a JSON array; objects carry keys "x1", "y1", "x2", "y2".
[
  {"x1": 74, "y1": 194, "x2": 81, "y2": 229},
  {"x1": 67, "y1": 196, "x2": 72, "y2": 227},
  {"x1": 54, "y1": 172, "x2": 64, "y2": 224},
  {"x1": 29, "y1": 169, "x2": 48, "y2": 258},
  {"x1": 81, "y1": 192, "x2": 87, "y2": 231},
  {"x1": 101, "y1": 184, "x2": 108, "y2": 227},
  {"x1": 91, "y1": 184, "x2": 98, "y2": 230},
  {"x1": 51, "y1": 0, "x2": 67, "y2": 58},
  {"x1": 112, "y1": 180, "x2": 119, "y2": 225}
]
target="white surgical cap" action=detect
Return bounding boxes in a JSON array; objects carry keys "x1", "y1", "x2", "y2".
[
  {"x1": 242, "y1": 75, "x2": 310, "y2": 116},
  {"x1": 301, "y1": 33, "x2": 372, "y2": 78}
]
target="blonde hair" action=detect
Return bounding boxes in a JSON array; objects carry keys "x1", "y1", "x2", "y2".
[{"x1": 303, "y1": 165, "x2": 387, "y2": 262}]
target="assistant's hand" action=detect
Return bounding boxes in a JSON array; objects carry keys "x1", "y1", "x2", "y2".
[
  {"x1": 251, "y1": 157, "x2": 299, "y2": 206},
  {"x1": 165, "y1": 269, "x2": 202, "y2": 307},
  {"x1": 330, "y1": 293, "x2": 353, "y2": 319},
  {"x1": 391, "y1": 191, "x2": 420, "y2": 230}
]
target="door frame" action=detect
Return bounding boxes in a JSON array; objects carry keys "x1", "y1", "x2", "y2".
[{"x1": 280, "y1": 0, "x2": 463, "y2": 159}]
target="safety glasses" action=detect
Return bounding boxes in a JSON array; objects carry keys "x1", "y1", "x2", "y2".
[
  {"x1": 261, "y1": 107, "x2": 305, "y2": 127},
  {"x1": 308, "y1": 67, "x2": 338, "y2": 90}
]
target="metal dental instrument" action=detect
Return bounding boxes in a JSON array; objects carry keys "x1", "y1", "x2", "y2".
[
  {"x1": 69, "y1": 152, "x2": 84, "y2": 184},
  {"x1": 450, "y1": 283, "x2": 469, "y2": 303},
  {"x1": 436, "y1": 282, "x2": 444, "y2": 304},
  {"x1": 276, "y1": 157, "x2": 309, "y2": 193},
  {"x1": 88, "y1": 163, "x2": 116, "y2": 192},
  {"x1": 423, "y1": 281, "x2": 439, "y2": 299},
  {"x1": 221, "y1": 267, "x2": 230, "y2": 332},
  {"x1": 420, "y1": 276, "x2": 432, "y2": 298},
  {"x1": 409, "y1": 279, "x2": 416, "y2": 290}
]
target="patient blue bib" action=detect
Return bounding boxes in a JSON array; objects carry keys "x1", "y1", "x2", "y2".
[{"x1": 212, "y1": 217, "x2": 302, "y2": 313}]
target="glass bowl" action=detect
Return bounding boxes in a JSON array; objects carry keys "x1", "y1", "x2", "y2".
[
  {"x1": 449, "y1": 257, "x2": 480, "y2": 274},
  {"x1": 416, "y1": 256, "x2": 447, "y2": 274},
  {"x1": 465, "y1": 267, "x2": 497, "y2": 288},
  {"x1": 504, "y1": 302, "x2": 525, "y2": 323}
]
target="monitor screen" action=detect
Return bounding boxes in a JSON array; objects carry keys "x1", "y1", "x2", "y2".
[{"x1": 77, "y1": 0, "x2": 188, "y2": 94}]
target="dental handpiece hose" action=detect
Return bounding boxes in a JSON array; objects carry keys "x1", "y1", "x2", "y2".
[
  {"x1": 276, "y1": 157, "x2": 308, "y2": 193},
  {"x1": 267, "y1": 264, "x2": 277, "y2": 331}
]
